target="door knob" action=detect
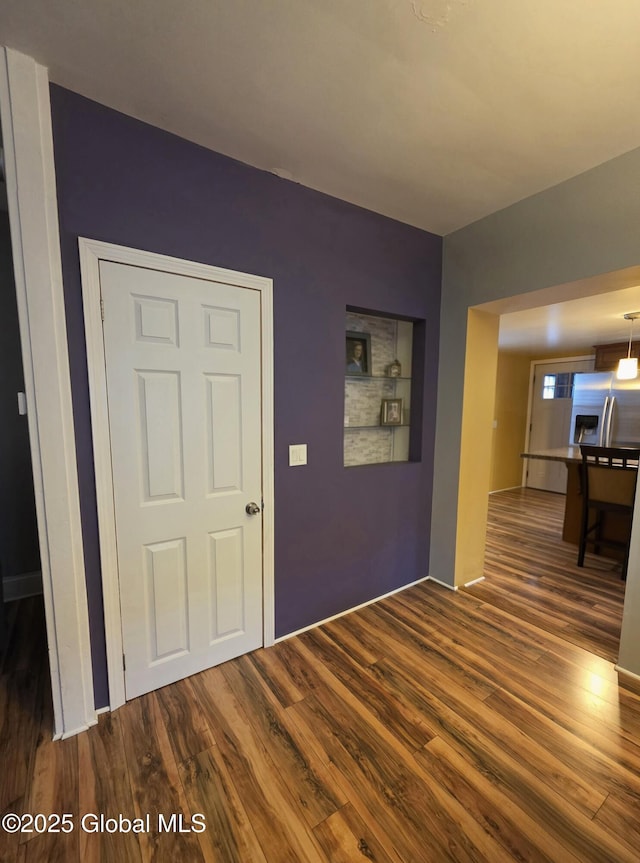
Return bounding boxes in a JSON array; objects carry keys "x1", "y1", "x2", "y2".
[{"x1": 245, "y1": 502, "x2": 261, "y2": 515}]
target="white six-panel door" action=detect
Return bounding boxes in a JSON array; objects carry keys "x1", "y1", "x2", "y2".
[{"x1": 100, "y1": 260, "x2": 264, "y2": 699}]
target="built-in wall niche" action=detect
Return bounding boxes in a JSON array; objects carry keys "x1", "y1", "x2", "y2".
[{"x1": 344, "y1": 310, "x2": 415, "y2": 467}]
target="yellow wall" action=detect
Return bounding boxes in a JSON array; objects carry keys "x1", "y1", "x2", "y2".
[
  {"x1": 454, "y1": 309, "x2": 500, "y2": 585},
  {"x1": 490, "y1": 347, "x2": 596, "y2": 493},
  {"x1": 490, "y1": 352, "x2": 531, "y2": 491}
]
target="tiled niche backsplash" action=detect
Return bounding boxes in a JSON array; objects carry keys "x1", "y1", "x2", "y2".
[{"x1": 344, "y1": 311, "x2": 411, "y2": 467}]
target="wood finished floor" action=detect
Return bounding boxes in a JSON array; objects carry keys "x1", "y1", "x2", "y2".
[{"x1": 1, "y1": 487, "x2": 639, "y2": 862}]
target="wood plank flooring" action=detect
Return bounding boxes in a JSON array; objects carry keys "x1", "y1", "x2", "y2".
[
  {"x1": 469, "y1": 487, "x2": 627, "y2": 663},
  {"x1": 1, "y1": 487, "x2": 639, "y2": 862}
]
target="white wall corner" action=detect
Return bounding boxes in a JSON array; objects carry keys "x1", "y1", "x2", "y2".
[{"x1": 0, "y1": 47, "x2": 95, "y2": 736}]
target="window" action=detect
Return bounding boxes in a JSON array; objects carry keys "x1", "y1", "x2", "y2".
[{"x1": 542, "y1": 372, "x2": 574, "y2": 400}]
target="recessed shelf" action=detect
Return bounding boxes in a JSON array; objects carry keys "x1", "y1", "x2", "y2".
[
  {"x1": 345, "y1": 374, "x2": 412, "y2": 381},
  {"x1": 344, "y1": 424, "x2": 410, "y2": 430},
  {"x1": 344, "y1": 311, "x2": 414, "y2": 467}
]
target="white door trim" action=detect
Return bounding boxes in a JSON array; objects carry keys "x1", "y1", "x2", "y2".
[
  {"x1": 79, "y1": 238, "x2": 275, "y2": 710},
  {"x1": 0, "y1": 48, "x2": 95, "y2": 738}
]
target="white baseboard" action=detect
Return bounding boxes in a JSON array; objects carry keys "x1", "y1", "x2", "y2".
[
  {"x1": 462, "y1": 576, "x2": 486, "y2": 587},
  {"x1": 269, "y1": 571, "x2": 482, "y2": 645},
  {"x1": 2, "y1": 571, "x2": 43, "y2": 601},
  {"x1": 426, "y1": 575, "x2": 458, "y2": 591},
  {"x1": 615, "y1": 665, "x2": 640, "y2": 695},
  {"x1": 59, "y1": 715, "x2": 99, "y2": 740},
  {"x1": 274, "y1": 575, "x2": 431, "y2": 643}
]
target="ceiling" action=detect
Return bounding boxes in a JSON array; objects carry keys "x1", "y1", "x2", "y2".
[
  {"x1": 498, "y1": 286, "x2": 640, "y2": 355},
  {"x1": 2, "y1": 0, "x2": 640, "y2": 238},
  {"x1": 1, "y1": 1, "x2": 640, "y2": 351}
]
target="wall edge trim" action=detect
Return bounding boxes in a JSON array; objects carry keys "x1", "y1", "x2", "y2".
[{"x1": 0, "y1": 47, "x2": 95, "y2": 738}]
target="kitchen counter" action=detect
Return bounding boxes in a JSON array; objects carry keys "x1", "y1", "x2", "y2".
[
  {"x1": 521, "y1": 446, "x2": 582, "y2": 464},
  {"x1": 520, "y1": 447, "x2": 633, "y2": 555},
  {"x1": 520, "y1": 448, "x2": 582, "y2": 542}
]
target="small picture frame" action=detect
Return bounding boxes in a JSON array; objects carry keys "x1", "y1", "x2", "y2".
[
  {"x1": 346, "y1": 331, "x2": 371, "y2": 375},
  {"x1": 381, "y1": 398, "x2": 403, "y2": 425},
  {"x1": 386, "y1": 359, "x2": 402, "y2": 377}
]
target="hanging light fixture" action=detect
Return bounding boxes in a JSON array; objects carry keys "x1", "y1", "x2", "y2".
[{"x1": 617, "y1": 312, "x2": 640, "y2": 379}]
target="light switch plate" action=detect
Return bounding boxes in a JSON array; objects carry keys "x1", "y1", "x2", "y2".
[{"x1": 289, "y1": 444, "x2": 308, "y2": 466}]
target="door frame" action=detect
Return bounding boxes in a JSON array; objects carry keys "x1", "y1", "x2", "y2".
[
  {"x1": 79, "y1": 238, "x2": 275, "y2": 710},
  {"x1": 0, "y1": 48, "x2": 95, "y2": 738}
]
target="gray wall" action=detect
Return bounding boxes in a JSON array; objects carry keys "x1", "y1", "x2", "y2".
[{"x1": 432, "y1": 145, "x2": 640, "y2": 675}]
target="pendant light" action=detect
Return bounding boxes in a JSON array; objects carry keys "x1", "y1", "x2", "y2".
[{"x1": 617, "y1": 312, "x2": 640, "y2": 380}]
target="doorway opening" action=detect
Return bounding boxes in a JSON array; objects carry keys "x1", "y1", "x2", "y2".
[{"x1": 457, "y1": 270, "x2": 640, "y2": 659}]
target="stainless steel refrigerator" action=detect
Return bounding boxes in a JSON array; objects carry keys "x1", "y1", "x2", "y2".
[{"x1": 570, "y1": 372, "x2": 640, "y2": 447}]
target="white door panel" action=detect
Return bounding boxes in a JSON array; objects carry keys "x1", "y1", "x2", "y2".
[
  {"x1": 527, "y1": 359, "x2": 593, "y2": 493},
  {"x1": 100, "y1": 261, "x2": 263, "y2": 699}
]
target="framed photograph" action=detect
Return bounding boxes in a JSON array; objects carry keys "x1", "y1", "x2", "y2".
[
  {"x1": 386, "y1": 359, "x2": 402, "y2": 377},
  {"x1": 381, "y1": 398, "x2": 403, "y2": 426},
  {"x1": 346, "y1": 331, "x2": 371, "y2": 375}
]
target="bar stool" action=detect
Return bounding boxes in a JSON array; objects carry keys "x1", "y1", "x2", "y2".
[{"x1": 577, "y1": 445, "x2": 640, "y2": 579}]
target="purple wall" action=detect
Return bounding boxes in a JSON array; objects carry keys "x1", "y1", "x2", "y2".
[{"x1": 49, "y1": 85, "x2": 442, "y2": 708}]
